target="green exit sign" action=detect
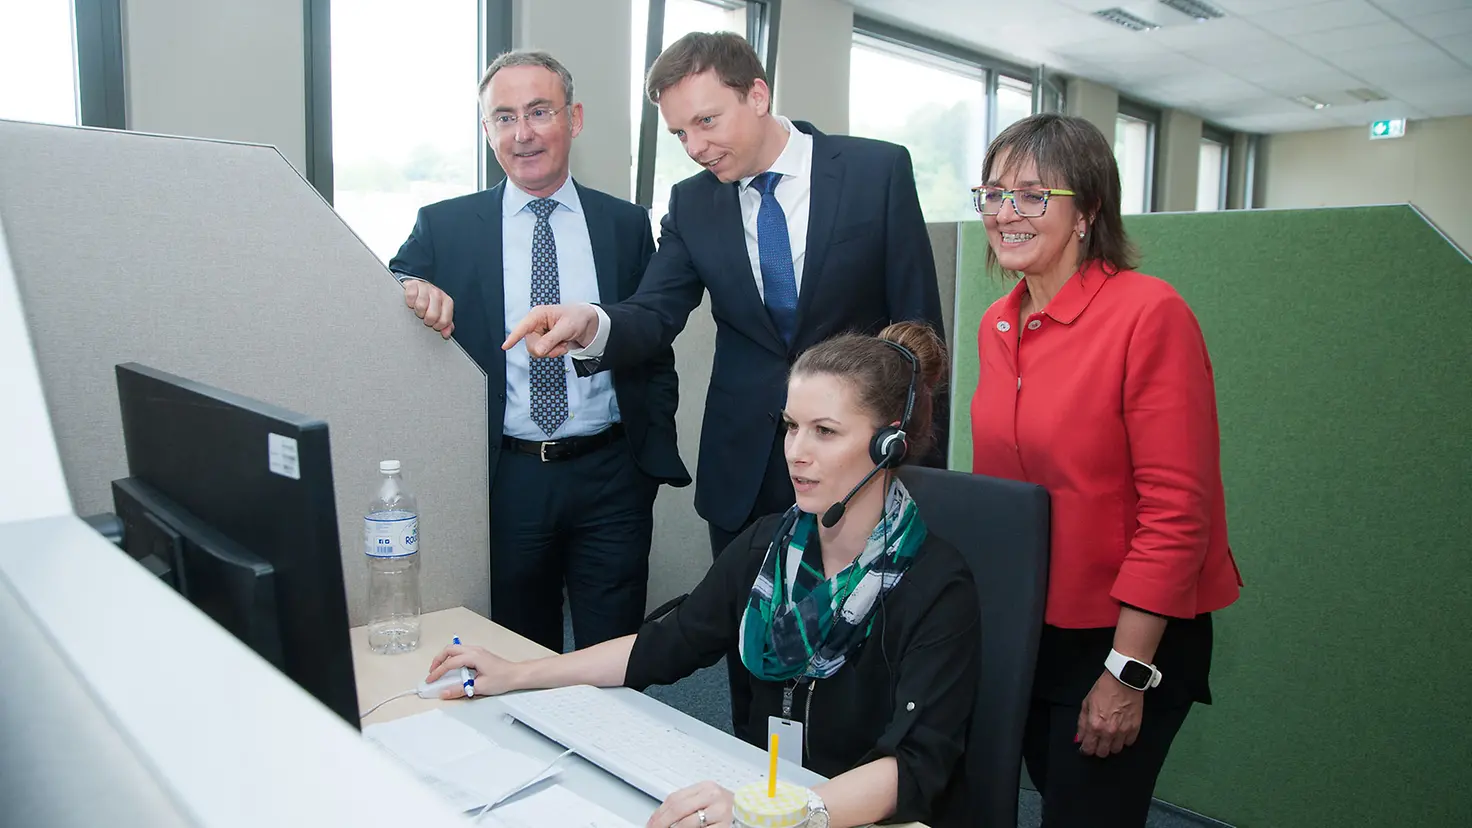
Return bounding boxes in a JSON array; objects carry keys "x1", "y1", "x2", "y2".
[{"x1": 1369, "y1": 119, "x2": 1406, "y2": 140}]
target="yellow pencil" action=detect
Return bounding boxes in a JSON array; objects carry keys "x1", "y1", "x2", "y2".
[{"x1": 768, "y1": 733, "x2": 779, "y2": 797}]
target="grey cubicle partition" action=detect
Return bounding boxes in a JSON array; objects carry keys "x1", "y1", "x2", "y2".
[{"x1": 0, "y1": 120, "x2": 490, "y2": 625}]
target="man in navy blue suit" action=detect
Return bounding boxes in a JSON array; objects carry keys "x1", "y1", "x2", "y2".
[
  {"x1": 504, "y1": 33, "x2": 944, "y2": 738},
  {"x1": 389, "y1": 51, "x2": 689, "y2": 654}
]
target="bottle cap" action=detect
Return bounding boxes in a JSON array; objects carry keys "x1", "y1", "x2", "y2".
[{"x1": 379, "y1": 460, "x2": 401, "y2": 474}]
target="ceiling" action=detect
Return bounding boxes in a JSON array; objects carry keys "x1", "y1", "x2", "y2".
[{"x1": 847, "y1": 0, "x2": 1472, "y2": 133}]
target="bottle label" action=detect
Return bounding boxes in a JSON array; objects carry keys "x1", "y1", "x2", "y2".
[{"x1": 364, "y1": 511, "x2": 418, "y2": 558}]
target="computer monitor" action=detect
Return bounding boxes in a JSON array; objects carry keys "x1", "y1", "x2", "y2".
[{"x1": 110, "y1": 362, "x2": 359, "y2": 728}]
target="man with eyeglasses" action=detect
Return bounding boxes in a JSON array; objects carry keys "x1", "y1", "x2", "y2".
[
  {"x1": 388, "y1": 50, "x2": 690, "y2": 654},
  {"x1": 503, "y1": 32, "x2": 945, "y2": 742}
]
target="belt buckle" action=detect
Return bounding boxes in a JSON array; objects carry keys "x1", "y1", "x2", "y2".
[{"x1": 539, "y1": 440, "x2": 557, "y2": 462}]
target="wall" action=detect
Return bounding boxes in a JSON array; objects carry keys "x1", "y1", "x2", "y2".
[
  {"x1": 1261, "y1": 114, "x2": 1472, "y2": 253},
  {"x1": 513, "y1": 0, "x2": 633, "y2": 199},
  {"x1": 121, "y1": 0, "x2": 308, "y2": 173},
  {"x1": 1064, "y1": 76, "x2": 1117, "y2": 141},
  {"x1": 1157, "y1": 108, "x2": 1202, "y2": 212},
  {"x1": 773, "y1": 0, "x2": 852, "y2": 133}
]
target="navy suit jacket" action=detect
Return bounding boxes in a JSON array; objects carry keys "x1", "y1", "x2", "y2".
[
  {"x1": 389, "y1": 179, "x2": 689, "y2": 487},
  {"x1": 583, "y1": 123, "x2": 944, "y2": 531}
]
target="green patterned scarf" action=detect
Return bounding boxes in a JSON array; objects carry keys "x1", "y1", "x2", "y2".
[{"x1": 738, "y1": 479, "x2": 926, "y2": 682}]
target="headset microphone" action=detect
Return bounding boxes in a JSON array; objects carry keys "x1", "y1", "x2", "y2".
[{"x1": 821, "y1": 460, "x2": 888, "y2": 528}]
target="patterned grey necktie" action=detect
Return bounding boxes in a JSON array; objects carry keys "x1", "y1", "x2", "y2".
[{"x1": 527, "y1": 197, "x2": 567, "y2": 436}]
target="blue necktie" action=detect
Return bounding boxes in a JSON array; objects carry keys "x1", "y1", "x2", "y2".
[
  {"x1": 751, "y1": 171, "x2": 797, "y2": 344},
  {"x1": 527, "y1": 197, "x2": 567, "y2": 436}
]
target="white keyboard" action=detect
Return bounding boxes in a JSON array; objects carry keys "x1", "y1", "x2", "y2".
[{"x1": 498, "y1": 684, "x2": 767, "y2": 801}]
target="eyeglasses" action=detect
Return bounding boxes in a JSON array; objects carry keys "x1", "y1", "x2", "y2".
[
  {"x1": 971, "y1": 185, "x2": 1076, "y2": 218},
  {"x1": 485, "y1": 106, "x2": 566, "y2": 130}
]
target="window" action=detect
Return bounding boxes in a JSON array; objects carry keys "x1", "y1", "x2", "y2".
[
  {"x1": 330, "y1": 0, "x2": 480, "y2": 263},
  {"x1": 849, "y1": 34, "x2": 987, "y2": 223},
  {"x1": 633, "y1": 0, "x2": 752, "y2": 227},
  {"x1": 1196, "y1": 138, "x2": 1227, "y2": 212},
  {"x1": 994, "y1": 76, "x2": 1033, "y2": 138},
  {"x1": 0, "y1": 1, "x2": 78, "y2": 125},
  {"x1": 1114, "y1": 111, "x2": 1155, "y2": 215}
]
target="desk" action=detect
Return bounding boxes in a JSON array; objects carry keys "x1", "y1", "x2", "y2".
[{"x1": 352, "y1": 607, "x2": 928, "y2": 828}]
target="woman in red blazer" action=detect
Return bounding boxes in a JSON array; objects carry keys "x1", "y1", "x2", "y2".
[{"x1": 969, "y1": 114, "x2": 1241, "y2": 827}]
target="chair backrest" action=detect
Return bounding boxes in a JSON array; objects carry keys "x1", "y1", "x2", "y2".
[{"x1": 898, "y1": 466, "x2": 1050, "y2": 828}]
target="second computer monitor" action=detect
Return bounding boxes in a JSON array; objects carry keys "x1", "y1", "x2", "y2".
[{"x1": 112, "y1": 362, "x2": 359, "y2": 728}]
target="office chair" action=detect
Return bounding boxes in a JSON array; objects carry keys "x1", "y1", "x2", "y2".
[{"x1": 898, "y1": 466, "x2": 1050, "y2": 828}]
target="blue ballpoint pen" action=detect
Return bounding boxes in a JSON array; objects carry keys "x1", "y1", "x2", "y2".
[{"x1": 452, "y1": 636, "x2": 474, "y2": 697}]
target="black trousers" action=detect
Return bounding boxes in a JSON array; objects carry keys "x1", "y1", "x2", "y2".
[
  {"x1": 707, "y1": 426, "x2": 794, "y2": 743},
  {"x1": 1022, "y1": 696, "x2": 1193, "y2": 828},
  {"x1": 489, "y1": 436, "x2": 658, "y2": 653}
]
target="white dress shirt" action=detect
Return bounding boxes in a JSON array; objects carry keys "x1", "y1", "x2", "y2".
[
  {"x1": 502, "y1": 177, "x2": 620, "y2": 439},
  {"x1": 576, "y1": 116, "x2": 814, "y2": 358}
]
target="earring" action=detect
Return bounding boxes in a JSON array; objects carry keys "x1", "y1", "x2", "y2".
[{"x1": 1078, "y1": 230, "x2": 1086, "y2": 239}]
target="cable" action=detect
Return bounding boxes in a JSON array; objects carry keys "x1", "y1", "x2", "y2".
[
  {"x1": 467, "y1": 747, "x2": 577, "y2": 821},
  {"x1": 359, "y1": 688, "x2": 417, "y2": 721}
]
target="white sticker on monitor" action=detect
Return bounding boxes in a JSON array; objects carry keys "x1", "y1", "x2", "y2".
[{"x1": 268, "y1": 433, "x2": 301, "y2": 479}]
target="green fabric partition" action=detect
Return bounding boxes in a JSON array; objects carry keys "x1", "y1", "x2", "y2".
[{"x1": 949, "y1": 205, "x2": 1472, "y2": 826}]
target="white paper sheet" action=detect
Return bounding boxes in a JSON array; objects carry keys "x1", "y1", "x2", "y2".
[
  {"x1": 481, "y1": 785, "x2": 640, "y2": 828},
  {"x1": 364, "y1": 710, "x2": 561, "y2": 813}
]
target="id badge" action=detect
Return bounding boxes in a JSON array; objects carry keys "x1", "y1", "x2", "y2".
[{"x1": 767, "y1": 716, "x2": 804, "y2": 767}]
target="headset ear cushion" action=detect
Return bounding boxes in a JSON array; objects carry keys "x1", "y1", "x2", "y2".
[{"x1": 870, "y1": 427, "x2": 907, "y2": 468}]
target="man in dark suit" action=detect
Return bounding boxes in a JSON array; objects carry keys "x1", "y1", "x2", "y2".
[
  {"x1": 504, "y1": 33, "x2": 943, "y2": 738},
  {"x1": 390, "y1": 50, "x2": 689, "y2": 654}
]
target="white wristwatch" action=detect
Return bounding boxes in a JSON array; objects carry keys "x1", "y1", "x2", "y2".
[
  {"x1": 1105, "y1": 648, "x2": 1162, "y2": 691},
  {"x1": 805, "y1": 790, "x2": 830, "y2": 828}
]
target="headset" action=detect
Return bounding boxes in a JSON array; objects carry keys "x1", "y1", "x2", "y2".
[
  {"x1": 869, "y1": 339, "x2": 919, "y2": 469},
  {"x1": 821, "y1": 339, "x2": 920, "y2": 528}
]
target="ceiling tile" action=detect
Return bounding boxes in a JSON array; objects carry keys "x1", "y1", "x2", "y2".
[
  {"x1": 1327, "y1": 42, "x2": 1468, "y2": 79},
  {"x1": 1142, "y1": 16, "x2": 1262, "y2": 49},
  {"x1": 1380, "y1": 72, "x2": 1472, "y2": 106},
  {"x1": 1212, "y1": 0, "x2": 1328, "y2": 14},
  {"x1": 1250, "y1": 68, "x2": 1375, "y2": 97},
  {"x1": 1049, "y1": 28, "x2": 1177, "y2": 59},
  {"x1": 1294, "y1": 21, "x2": 1426, "y2": 56},
  {"x1": 1371, "y1": 0, "x2": 1472, "y2": 17},
  {"x1": 1323, "y1": 99, "x2": 1432, "y2": 124},
  {"x1": 1196, "y1": 45, "x2": 1340, "y2": 81},
  {"x1": 1402, "y1": 8, "x2": 1472, "y2": 37},
  {"x1": 1435, "y1": 31, "x2": 1472, "y2": 62},
  {"x1": 1247, "y1": 0, "x2": 1390, "y2": 35}
]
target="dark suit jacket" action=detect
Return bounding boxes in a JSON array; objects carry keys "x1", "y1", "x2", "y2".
[
  {"x1": 389, "y1": 179, "x2": 689, "y2": 487},
  {"x1": 584, "y1": 123, "x2": 944, "y2": 531}
]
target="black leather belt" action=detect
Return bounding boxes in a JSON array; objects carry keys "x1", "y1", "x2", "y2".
[{"x1": 501, "y1": 423, "x2": 624, "y2": 463}]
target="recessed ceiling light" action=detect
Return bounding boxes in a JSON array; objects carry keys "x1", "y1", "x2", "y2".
[
  {"x1": 1346, "y1": 88, "x2": 1389, "y2": 103},
  {"x1": 1292, "y1": 95, "x2": 1331, "y2": 110},
  {"x1": 1094, "y1": 8, "x2": 1162, "y2": 31},
  {"x1": 1158, "y1": 0, "x2": 1225, "y2": 21}
]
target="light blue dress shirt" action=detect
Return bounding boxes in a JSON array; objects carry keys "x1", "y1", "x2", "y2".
[{"x1": 501, "y1": 177, "x2": 620, "y2": 440}]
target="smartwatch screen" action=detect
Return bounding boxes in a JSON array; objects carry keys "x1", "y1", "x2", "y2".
[{"x1": 1120, "y1": 660, "x2": 1153, "y2": 689}]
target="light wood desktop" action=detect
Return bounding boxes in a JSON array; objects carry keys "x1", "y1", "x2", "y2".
[{"x1": 350, "y1": 606, "x2": 928, "y2": 828}]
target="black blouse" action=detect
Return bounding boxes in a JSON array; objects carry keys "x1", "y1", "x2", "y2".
[{"x1": 624, "y1": 513, "x2": 980, "y2": 826}]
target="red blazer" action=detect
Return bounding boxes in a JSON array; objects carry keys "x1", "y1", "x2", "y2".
[{"x1": 971, "y1": 262, "x2": 1241, "y2": 627}]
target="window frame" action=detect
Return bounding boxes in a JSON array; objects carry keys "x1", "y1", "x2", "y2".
[
  {"x1": 303, "y1": 0, "x2": 513, "y2": 205},
  {"x1": 1199, "y1": 122, "x2": 1231, "y2": 212},
  {"x1": 852, "y1": 15, "x2": 1035, "y2": 148},
  {"x1": 74, "y1": 0, "x2": 126, "y2": 129},
  {"x1": 1116, "y1": 97, "x2": 1160, "y2": 213}
]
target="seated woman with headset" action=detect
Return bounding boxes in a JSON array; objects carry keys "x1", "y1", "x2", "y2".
[{"x1": 424, "y1": 322, "x2": 979, "y2": 828}]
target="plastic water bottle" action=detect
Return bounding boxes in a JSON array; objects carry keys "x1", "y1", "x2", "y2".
[{"x1": 365, "y1": 460, "x2": 421, "y2": 654}]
